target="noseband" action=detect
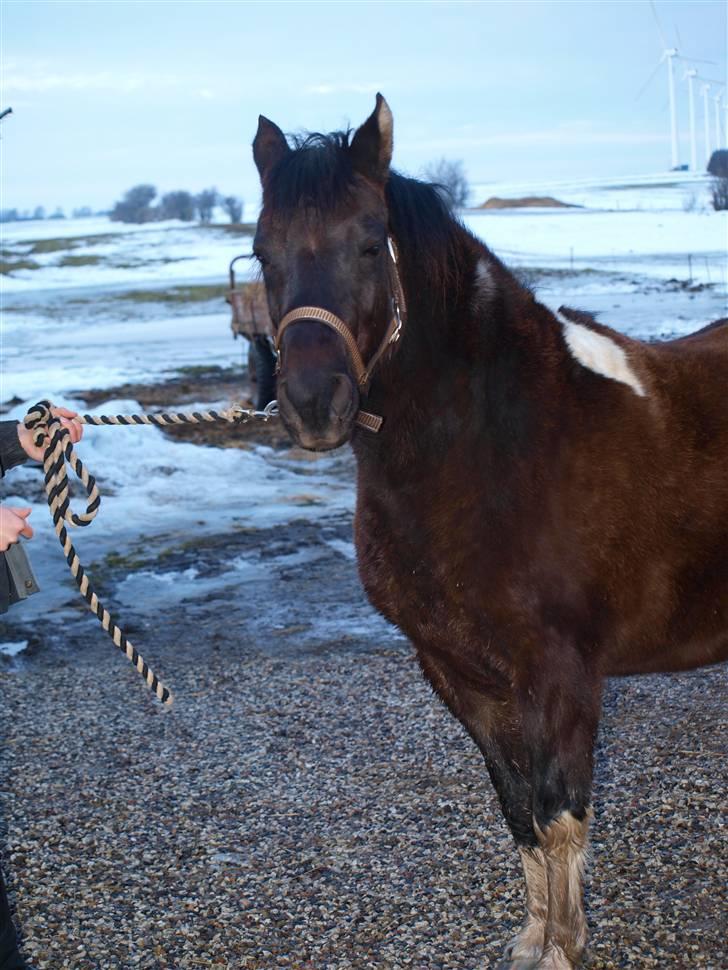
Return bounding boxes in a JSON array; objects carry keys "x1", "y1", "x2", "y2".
[{"x1": 275, "y1": 237, "x2": 407, "y2": 433}]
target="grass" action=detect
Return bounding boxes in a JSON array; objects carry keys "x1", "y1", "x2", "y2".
[
  {"x1": 517, "y1": 265, "x2": 604, "y2": 278},
  {"x1": 58, "y1": 254, "x2": 103, "y2": 267},
  {"x1": 1, "y1": 282, "x2": 237, "y2": 317},
  {"x1": 599, "y1": 181, "x2": 683, "y2": 191},
  {"x1": 109, "y1": 257, "x2": 186, "y2": 269},
  {"x1": 24, "y1": 233, "x2": 119, "y2": 254},
  {"x1": 174, "y1": 364, "x2": 232, "y2": 377},
  {"x1": 116, "y1": 283, "x2": 226, "y2": 304},
  {"x1": 0, "y1": 257, "x2": 41, "y2": 275},
  {"x1": 103, "y1": 550, "x2": 148, "y2": 571},
  {"x1": 209, "y1": 223, "x2": 257, "y2": 236}
]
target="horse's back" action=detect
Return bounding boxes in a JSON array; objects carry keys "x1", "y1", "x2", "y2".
[
  {"x1": 663, "y1": 316, "x2": 728, "y2": 346},
  {"x1": 641, "y1": 316, "x2": 728, "y2": 413}
]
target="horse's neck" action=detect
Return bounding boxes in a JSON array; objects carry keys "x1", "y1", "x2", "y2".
[{"x1": 353, "y1": 244, "x2": 560, "y2": 481}]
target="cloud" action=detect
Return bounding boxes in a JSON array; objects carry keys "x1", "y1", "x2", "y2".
[
  {"x1": 1, "y1": 62, "x2": 182, "y2": 95},
  {"x1": 305, "y1": 82, "x2": 383, "y2": 96},
  {"x1": 408, "y1": 123, "x2": 669, "y2": 152}
]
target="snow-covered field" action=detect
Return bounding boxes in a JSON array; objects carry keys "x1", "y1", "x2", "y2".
[
  {"x1": 1, "y1": 172, "x2": 726, "y2": 655},
  {"x1": 1, "y1": 219, "x2": 258, "y2": 293}
]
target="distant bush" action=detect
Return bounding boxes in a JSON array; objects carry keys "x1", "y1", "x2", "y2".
[
  {"x1": 222, "y1": 195, "x2": 243, "y2": 223},
  {"x1": 195, "y1": 188, "x2": 218, "y2": 224},
  {"x1": 707, "y1": 149, "x2": 728, "y2": 178},
  {"x1": 111, "y1": 184, "x2": 158, "y2": 223},
  {"x1": 160, "y1": 190, "x2": 195, "y2": 221},
  {"x1": 108, "y1": 184, "x2": 241, "y2": 224},
  {"x1": 710, "y1": 177, "x2": 728, "y2": 211},
  {"x1": 423, "y1": 158, "x2": 470, "y2": 208}
]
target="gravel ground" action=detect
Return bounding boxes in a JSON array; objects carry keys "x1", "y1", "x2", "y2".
[{"x1": 1, "y1": 575, "x2": 726, "y2": 969}]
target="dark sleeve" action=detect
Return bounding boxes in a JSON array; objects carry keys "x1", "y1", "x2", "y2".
[{"x1": 0, "y1": 421, "x2": 27, "y2": 478}]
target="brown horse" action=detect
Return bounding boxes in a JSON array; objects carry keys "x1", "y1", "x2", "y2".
[{"x1": 251, "y1": 95, "x2": 728, "y2": 969}]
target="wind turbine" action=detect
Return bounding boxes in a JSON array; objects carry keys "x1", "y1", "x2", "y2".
[
  {"x1": 683, "y1": 68, "x2": 698, "y2": 171},
  {"x1": 714, "y1": 91, "x2": 724, "y2": 150},
  {"x1": 663, "y1": 48, "x2": 680, "y2": 168},
  {"x1": 645, "y1": 2, "x2": 718, "y2": 169},
  {"x1": 701, "y1": 83, "x2": 712, "y2": 162}
]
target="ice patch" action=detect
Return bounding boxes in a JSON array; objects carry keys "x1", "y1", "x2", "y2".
[
  {"x1": 325, "y1": 538, "x2": 356, "y2": 561},
  {"x1": 0, "y1": 640, "x2": 29, "y2": 657}
]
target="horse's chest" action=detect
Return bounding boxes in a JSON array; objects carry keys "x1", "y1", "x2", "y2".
[{"x1": 354, "y1": 487, "x2": 487, "y2": 642}]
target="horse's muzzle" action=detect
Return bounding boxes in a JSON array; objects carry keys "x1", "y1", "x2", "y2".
[{"x1": 277, "y1": 371, "x2": 359, "y2": 450}]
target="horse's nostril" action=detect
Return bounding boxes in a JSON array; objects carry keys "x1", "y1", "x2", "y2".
[{"x1": 329, "y1": 374, "x2": 355, "y2": 419}]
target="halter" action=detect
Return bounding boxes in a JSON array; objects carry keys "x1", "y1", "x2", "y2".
[{"x1": 275, "y1": 236, "x2": 407, "y2": 433}]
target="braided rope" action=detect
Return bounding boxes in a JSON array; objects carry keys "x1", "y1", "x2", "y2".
[{"x1": 23, "y1": 399, "x2": 279, "y2": 706}]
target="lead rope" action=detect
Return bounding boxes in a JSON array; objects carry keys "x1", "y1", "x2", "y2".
[{"x1": 23, "y1": 399, "x2": 279, "y2": 707}]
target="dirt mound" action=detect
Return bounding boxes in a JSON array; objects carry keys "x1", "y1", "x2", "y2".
[{"x1": 478, "y1": 195, "x2": 580, "y2": 209}]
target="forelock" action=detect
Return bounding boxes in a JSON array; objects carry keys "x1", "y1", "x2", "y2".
[{"x1": 265, "y1": 131, "x2": 357, "y2": 212}]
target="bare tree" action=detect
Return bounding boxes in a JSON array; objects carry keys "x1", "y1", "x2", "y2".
[
  {"x1": 711, "y1": 177, "x2": 728, "y2": 211},
  {"x1": 707, "y1": 149, "x2": 728, "y2": 178},
  {"x1": 222, "y1": 195, "x2": 243, "y2": 223},
  {"x1": 111, "y1": 184, "x2": 157, "y2": 223},
  {"x1": 423, "y1": 158, "x2": 470, "y2": 208},
  {"x1": 160, "y1": 190, "x2": 195, "y2": 221},
  {"x1": 195, "y1": 187, "x2": 219, "y2": 224}
]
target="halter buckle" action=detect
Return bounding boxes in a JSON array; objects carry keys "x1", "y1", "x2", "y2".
[{"x1": 390, "y1": 297, "x2": 403, "y2": 344}]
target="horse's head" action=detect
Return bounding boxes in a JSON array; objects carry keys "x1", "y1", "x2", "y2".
[{"x1": 253, "y1": 95, "x2": 401, "y2": 450}]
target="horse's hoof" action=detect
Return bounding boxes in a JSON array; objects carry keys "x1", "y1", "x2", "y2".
[
  {"x1": 495, "y1": 960, "x2": 541, "y2": 970},
  {"x1": 498, "y1": 921, "x2": 544, "y2": 969},
  {"x1": 532, "y1": 943, "x2": 581, "y2": 969}
]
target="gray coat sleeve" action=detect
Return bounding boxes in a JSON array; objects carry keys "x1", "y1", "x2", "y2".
[{"x1": 0, "y1": 420, "x2": 27, "y2": 478}]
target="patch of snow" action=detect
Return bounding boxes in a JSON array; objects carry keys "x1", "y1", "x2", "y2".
[
  {"x1": 462, "y1": 209, "x2": 727, "y2": 288},
  {"x1": 2, "y1": 221, "x2": 255, "y2": 293},
  {"x1": 0, "y1": 640, "x2": 29, "y2": 657},
  {"x1": 469, "y1": 171, "x2": 715, "y2": 213},
  {"x1": 325, "y1": 538, "x2": 356, "y2": 561}
]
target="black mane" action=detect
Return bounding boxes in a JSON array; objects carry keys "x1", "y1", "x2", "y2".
[{"x1": 266, "y1": 129, "x2": 473, "y2": 310}]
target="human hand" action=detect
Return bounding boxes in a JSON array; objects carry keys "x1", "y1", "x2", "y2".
[
  {"x1": 16, "y1": 406, "x2": 84, "y2": 462},
  {"x1": 0, "y1": 506, "x2": 33, "y2": 552}
]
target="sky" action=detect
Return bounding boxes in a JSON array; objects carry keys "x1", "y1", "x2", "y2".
[{"x1": 1, "y1": 0, "x2": 726, "y2": 213}]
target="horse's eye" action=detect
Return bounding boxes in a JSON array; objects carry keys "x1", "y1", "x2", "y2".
[
  {"x1": 362, "y1": 244, "x2": 381, "y2": 258},
  {"x1": 253, "y1": 250, "x2": 268, "y2": 267}
]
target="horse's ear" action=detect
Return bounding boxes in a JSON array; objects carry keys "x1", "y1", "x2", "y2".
[
  {"x1": 253, "y1": 116, "x2": 290, "y2": 184},
  {"x1": 349, "y1": 93, "x2": 393, "y2": 185}
]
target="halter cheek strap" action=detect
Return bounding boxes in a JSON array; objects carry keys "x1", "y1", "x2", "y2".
[{"x1": 275, "y1": 236, "x2": 406, "y2": 433}]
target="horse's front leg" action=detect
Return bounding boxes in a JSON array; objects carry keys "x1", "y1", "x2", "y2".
[
  {"x1": 524, "y1": 660, "x2": 601, "y2": 970},
  {"x1": 502, "y1": 844, "x2": 548, "y2": 969},
  {"x1": 532, "y1": 808, "x2": 591, "y2": 970},
  {"x1": 417, "y1": 654, "x2": 545, "y2": 969}
]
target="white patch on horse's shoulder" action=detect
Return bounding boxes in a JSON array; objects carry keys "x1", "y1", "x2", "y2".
[
  {"x1": 558, "y1": 313, "x2": 646, "y2": 397},
  {"x1": 473, "y1": 258, "x2": 496, "y2": 307}
]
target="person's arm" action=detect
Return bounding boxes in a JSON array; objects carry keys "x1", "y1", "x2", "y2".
[
  {"x1": 0, "y1": 408, "x2": 84, "y2": 478},
  {"x1": 0, "y1": 420, "x2": 28, "y2": 478}
]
